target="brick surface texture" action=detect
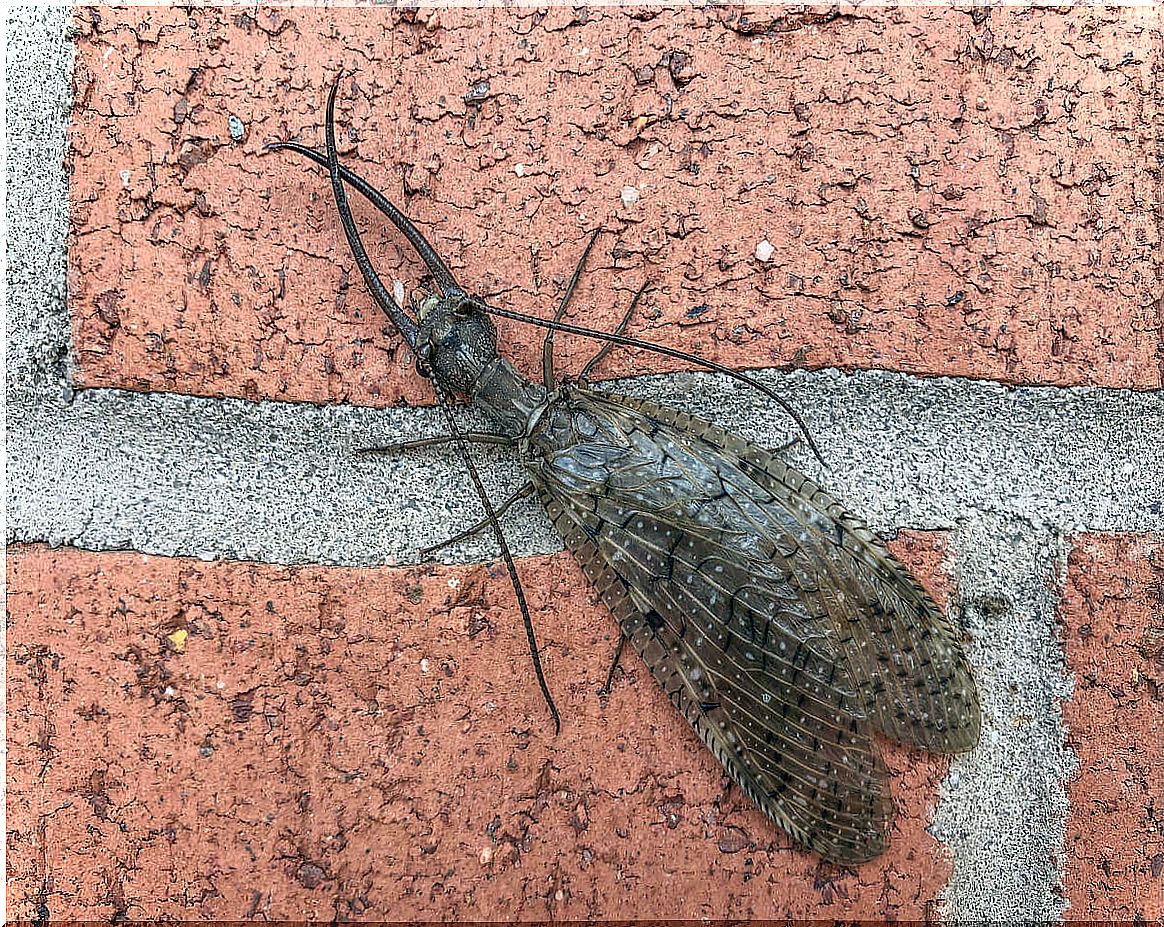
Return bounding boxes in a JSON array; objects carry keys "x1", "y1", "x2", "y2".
[
  {"x1": 8, "y1": 537, "x2": 954, "y2": 922},
  {"x1": 1060, "y1": 535, "x2": 1163, "y2": 924},
  {"x1": 68, "y1": 7, "x2": 1161, "y2": 406},
  {"x1": 11, "y1": 4, "x2": 1162, "y2": 923}
]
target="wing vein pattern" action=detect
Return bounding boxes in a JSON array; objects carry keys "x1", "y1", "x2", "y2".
[{"x1": 521, "y1": 386, "x2": 980, "y2": 863}]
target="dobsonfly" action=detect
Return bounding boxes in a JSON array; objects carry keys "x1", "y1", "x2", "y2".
[{"x1": 269, "y1": 74, "x2": 981, "y2": 864}]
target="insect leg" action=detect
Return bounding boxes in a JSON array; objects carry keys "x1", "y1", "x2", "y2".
[
  {"x1": 487, "y1": 305, "x2": 827, "y2": 467},
  {"x1": 276, "y1": 133, "x2": 824, "y2": 465},
  {"x1": 355, "y1": 434, "x2": 515, "y2": 456},
  {"x1": 769, "y1": 436, "x2": 801, "y2": 456},
  {"x1": 426, "y1": 383, "x2": 562, "y2": 734},
  {"x1": 543, "y1": 229, "x2": 602, "y2": 390},
  {"x1": 578, "y1": 279, "x2": 650, "y2": 382},
  {"x1": 598, "y1": 633, "x2": 629, "y2": 696},
  {"x1": 419, "y1": 482, "x2": 536, "y2": 558},
  {"x1": 319, "y1": 74, "x2": 561, "y2": 734}
]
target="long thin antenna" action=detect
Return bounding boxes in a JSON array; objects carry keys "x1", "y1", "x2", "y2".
[
  {"x1": 320, "y1": 72, "x2": 560, "y2": 733},
  {"x1": 268, "y1": 140, "x2": 462, "y2": 297},
  {"x1": 482, "y1": 305, "x2": 825, "y2": 467},
  {"x1": 278, "y1": 147, "x2": 825, "y2": 467},
  {"x1": 318, "y1": 81, "x2": 420, "y2": 348}
]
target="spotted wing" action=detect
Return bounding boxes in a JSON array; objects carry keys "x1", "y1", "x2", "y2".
[{"x1": 524, "y1": 387, "x2": 979, "y2": 862}]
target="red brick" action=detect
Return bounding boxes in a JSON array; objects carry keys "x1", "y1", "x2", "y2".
[
  {"x1": 8, "y1": 534, "x2": 956, "y2": 921},
  {"x1": 68, "y1": 7, "x2": 1160, "y2": 405},
  {"x1": 1060, "y1": 534, "x2": 1163, "y2": 923}
]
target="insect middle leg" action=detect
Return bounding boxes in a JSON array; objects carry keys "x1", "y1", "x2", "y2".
[
  {"x1": 419, "y1": 482, "x2": 536, "y2": 558},
  {"x1": 356, "y1": 433, "x2": 516, "y2": 455}
]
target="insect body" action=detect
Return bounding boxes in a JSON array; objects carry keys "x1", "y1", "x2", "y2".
[{"x1": 272, "y1": 76, "x2": 981, "y2": 864}]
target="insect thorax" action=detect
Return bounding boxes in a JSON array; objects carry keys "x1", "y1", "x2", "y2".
[{"x1": 471, "y1": 356, "x2": 548, "y2": 439}]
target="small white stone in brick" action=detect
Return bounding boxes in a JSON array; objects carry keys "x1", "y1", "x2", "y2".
[
  {"x1": 755, "y1": 239, "x2": 775, "y2": 263},
  {"x1": 393, "y1": 279, "x2": 406, "y2": 308},
  {"x1": 621, "y1": 185, "x2": 640, "y2": 207},
  {"x1": 514, "y1": 163, "x2": 525, "y2": 177}
]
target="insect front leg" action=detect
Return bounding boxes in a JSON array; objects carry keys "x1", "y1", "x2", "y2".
[
  {"x1": 418, "y1": 482, "x2": 536, "y2": 558},
  {"x1": 542, "y1": 230, "x2": 651, "y2": 388},
  {"x1": 543, "y1": 229, "x2": 601, "y2": 390},
  {"x1": 578, "y1": 279, "x2": 649, "y2": 382}
]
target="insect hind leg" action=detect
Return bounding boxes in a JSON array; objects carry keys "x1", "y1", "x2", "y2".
[
  {"x1": 419, "y1": 482, "x2": 535, "y2": 558},
  {"x1": 598, "y1": 633, "x2": 629, "y2": 696},
  {"x1": 768, "y1": 436, "x2": 802, "y2": 457}
]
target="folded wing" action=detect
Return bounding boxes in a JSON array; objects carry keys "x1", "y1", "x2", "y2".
[{"x1": 525, "y1": 388, "x2": 979, "y2": 861}]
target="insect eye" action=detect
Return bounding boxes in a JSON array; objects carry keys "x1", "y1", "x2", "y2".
[{"x1": 415, "y1": 341, "x2": 435, "y2": 377}]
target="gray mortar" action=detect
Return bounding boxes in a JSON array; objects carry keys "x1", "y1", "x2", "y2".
[
  {"x1": 9, "y1": 373, "x2": 1163, "y2": 568},
  {"x1": 935, "y1": 519, "x2": 1076, "y2": 923},
  {"x1": 5, "y1": 5, "x2": 74, "y2": 396},
  {"x1": 6, "y1": 8, "x2": 1163, "y2": 924}
]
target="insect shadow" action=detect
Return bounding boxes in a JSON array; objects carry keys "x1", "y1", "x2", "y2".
[{"x1": 269, "y1": 73, "x2": 981, "y2": 864}]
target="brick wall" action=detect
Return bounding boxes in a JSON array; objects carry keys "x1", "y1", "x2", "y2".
[{"x1": 7, "y1": 6, "x2": 1161, "y2": 923}]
